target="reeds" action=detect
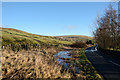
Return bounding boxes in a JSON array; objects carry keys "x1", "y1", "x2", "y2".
[{"x1": 2, "y1": 48, "x2": 71, "y2": 79}]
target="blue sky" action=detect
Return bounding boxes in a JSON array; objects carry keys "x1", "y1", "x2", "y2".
[{"x1": 2, "y1": 2, "x2": 118, "y2": 36}]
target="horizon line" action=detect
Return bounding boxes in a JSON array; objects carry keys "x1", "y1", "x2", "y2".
[{"x1": 1, "y1": 27, "x2": 93, "y2": 37}]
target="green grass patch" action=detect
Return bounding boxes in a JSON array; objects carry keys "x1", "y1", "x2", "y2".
[
  {"x1": 78, "y1": 49, "x2": 103, "y2": 80},
  {"x1": 1, "y1": 28, "x2": 74, "y2": 50}
]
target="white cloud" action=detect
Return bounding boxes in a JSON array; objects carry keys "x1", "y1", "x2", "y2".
[{"x1": 66, "y1": 25, "x2": 77, "y2": 30}]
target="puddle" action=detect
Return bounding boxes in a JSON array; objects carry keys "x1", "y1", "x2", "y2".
[
  {"x1": 54, "y1": 51, "x2": 80, "y2": 74},
  {"x1": 85, "y1": 46, "x2": 97, "y2": 52},
  {"x1": 54, "y1": 51, "x2": 71, "y2": 58}
]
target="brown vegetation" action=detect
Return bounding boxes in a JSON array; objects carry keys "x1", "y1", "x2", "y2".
[
  {"x1": 93, "y1": 5, "x2": 120, "y2": 50},
  {"x1": 2, "y1": 48, "x2": 72, "y2": 79},
  {"x1": 70, "y1": 41, "x2": 87, "y2": 48}
]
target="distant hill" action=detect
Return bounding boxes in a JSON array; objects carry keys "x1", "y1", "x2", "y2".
[{"x1": 55, "y1": 35, "x2": 93, "y2": 42}]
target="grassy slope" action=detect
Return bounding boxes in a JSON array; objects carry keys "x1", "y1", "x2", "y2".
[{"x1": 1, "y1": 28, "x2": 73, "y2": 47}]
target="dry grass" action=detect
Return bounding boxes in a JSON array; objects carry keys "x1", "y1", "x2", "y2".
[
  {"x1": 2, "y1": 48, "x2": 71, "y2": 79},
  {"x1": 1, "y1": 47, "x2": 102, "y2": 80}
]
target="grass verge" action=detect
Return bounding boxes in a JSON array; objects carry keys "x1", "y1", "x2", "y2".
[{"x1": 78, "y1": 49, "x2": 103, "y2": 80}]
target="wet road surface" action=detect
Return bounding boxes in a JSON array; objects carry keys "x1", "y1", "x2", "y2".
[{"x1": 85, "y1": 46, "x2": 120, "y2": 80}]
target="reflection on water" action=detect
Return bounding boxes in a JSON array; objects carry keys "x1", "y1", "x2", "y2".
[
  {"x1": 54, "y1": 51, "x2": 71, "y2": 58},
  {"x1": 85, "y1": 46, "x2": 97, "y2": 52},
  {"x1": 54, "y1": 51, "x2": 71, "y2": 69},
  {"x1": 54, "y1": 51, "x2": 80, "y2": 74}
]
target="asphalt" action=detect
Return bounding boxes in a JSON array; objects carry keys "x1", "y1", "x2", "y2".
[{"x1": 85, "y1": 46, "x2": 120, "y2": 80}]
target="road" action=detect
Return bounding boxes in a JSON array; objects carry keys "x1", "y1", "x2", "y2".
[{"x1": 85, "y1": 45, "x2": 120, "y2": 80}]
